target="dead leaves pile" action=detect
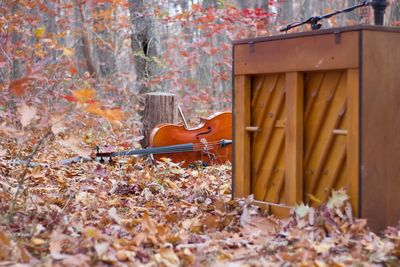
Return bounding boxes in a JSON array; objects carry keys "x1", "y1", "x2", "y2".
[{"x1": 0, "y1": 139, "x2": 400, "y2": 266}]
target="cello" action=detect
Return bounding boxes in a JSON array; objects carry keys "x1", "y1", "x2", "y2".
[{"x1": 96, "y1": 112, "x2": 232, "y2": 167}]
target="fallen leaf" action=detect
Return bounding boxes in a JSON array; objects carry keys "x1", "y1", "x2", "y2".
[
  {"x1": 308, "y1": 193, "x2": 322, "y2": 204},
  {"x1": 51, "y1": 116, "x2": 66, "y2": 134},
  {"x1": 100, "y1": 108, "x2": 125, "y2": 122},
  {"x1": 142, "y1": 212, "x2": 157, "y2": 234},
  {"x1": 108, "y1": 207, "x2": 121, "y2": 224},
  {"x1": 17, "y1": 241, "x2": 31, "y2": 263},
  {"x1": 327, "y1": 189, "x2": 349, "y2": 209},
  {"x1": 116, "y1": 250, "x2": 129, "y2": 261},
  {"x1": 94, "y1": 242, "x2": 109, "y2": 256},
  {"x1": 49, "y1": 231, "x2": 63, "y2": 257},
  {"x1": 83, "y1": 226, "x2": 101, "y2": 239},
  {"x1": 61, "y1": 254, "x2": 90, "y2": 267},
  {"x1": 57, "y1": 136, "x2": 91, "y2": 158},
  {"x1": 295, "y1": 203, "x2": 314, "y2": 219},
  {"x1": 17, "y1": 103, "x2": 37, "y2": 127},
  {"x1": 155, "y1": 247, "x2": 180, "y2": 267},
  {"x1": 31, "y1": 238, "x2": 46, "y2": 245},
  {"x1": 202, "y1": 213, "x2": 219, "y2": 231},
  {"x1": 34, "y1": 26, "x2": 46, "y2": 38},
  {"x1": 63, "y1": 47, "x2": 74, "y2": 57},
  {"x1": 0, "y1": 231, "x2": 11, "y2": 246},
  {"x1": 0, "y1": 59, "x2": 7, "y2": 68},
  {"x1": 72, "y1": 88, "x2": 96, "y2": 103}
]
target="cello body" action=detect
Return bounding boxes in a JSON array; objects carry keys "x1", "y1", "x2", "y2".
[{"x1": 149, "y1": 112, "x2": 232, "y2": 167}]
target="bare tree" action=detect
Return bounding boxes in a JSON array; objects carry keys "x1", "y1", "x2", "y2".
[
  {"x1": 73, "y1": 0, "x2": 96, "y2": 77},
  {"x1": 129, "y1": 0, "x2": 163, "y2": 96}
]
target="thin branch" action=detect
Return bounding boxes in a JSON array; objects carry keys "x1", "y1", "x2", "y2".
[{"x1": 8, "y1": 129, "x2": 54, "y2": 223}]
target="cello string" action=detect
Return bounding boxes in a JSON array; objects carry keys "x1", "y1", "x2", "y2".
[
  {"x1": 105, "y1": 144, "x2": 223, "y2": 157},
  {"x1": 102, "y1": 140, "x2": 228, "y2": 156},
  {"x1": 98, "y1": 141, "x2": 231, "y2": 157}
]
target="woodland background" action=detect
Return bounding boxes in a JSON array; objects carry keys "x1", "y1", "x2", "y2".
[
  {"x1": 1, "y1": 0, "x2": 400, "y2": 266},
  {"x1": 1, "y1": 0, "x2": 400, "y2": 128}
]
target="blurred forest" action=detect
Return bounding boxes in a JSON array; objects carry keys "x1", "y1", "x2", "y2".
[
  {"x1": 1, "y1": 1, "x2": 400, "y2": 265},
  {"x1": 1, "y1": 0, "x2": 399, "y2": 138}
]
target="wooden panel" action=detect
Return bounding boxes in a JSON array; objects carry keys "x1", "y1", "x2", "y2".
[
  {"x1": 303, "y1": 70, "x2": 349, "y2": 205},
  {"x1": 347, "y1": 69, "x2": 359, "y2": 216},
  {"x1": 233, "y1": 25, "x2": 400, "y2": 45},
  {"x1": 250, "y1": 74, "x2": 286, "y2": 204},
  {"x1": 234, "y1": 31, "x2": 358, "y2": 75},
  {"x1": 285, "y1": 72, "x2": 303, "y2": 206},
  {"x1": 361, "y1": 31, "x2": 400, "y2": 232},
  {"x1": 233, "y1": 75, "x2": 251, "y2": 198}
]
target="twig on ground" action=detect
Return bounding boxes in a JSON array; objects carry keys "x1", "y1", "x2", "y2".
[{"x1": 8, "y1": 129, "x2": 53, "y2": 223}]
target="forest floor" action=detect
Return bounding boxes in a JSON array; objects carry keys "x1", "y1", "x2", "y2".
[{"x1": 0, "y1": 125, "x2": 400, "y2": 266}]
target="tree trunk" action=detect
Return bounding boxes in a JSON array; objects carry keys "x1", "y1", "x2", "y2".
[
  {"x1": 11, "y1": 2, "x2": 23, "y2": 80},
  {"x1": 141, "y1": 92, "x2": 176, "y2": 148},
  {"x1": 74, "y1": 0, "x2": 96, "y2": 77},
  {"x1": 93, "y1": 2, "x2": 116, "y2": 78},
  {"x1": 129, "y1": 0, "x2": 163, "y2": 95}
]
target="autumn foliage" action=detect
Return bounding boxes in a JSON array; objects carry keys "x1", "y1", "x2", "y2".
[{"x1": 1, "y1": 0, "x2": 400, "y2": 265}]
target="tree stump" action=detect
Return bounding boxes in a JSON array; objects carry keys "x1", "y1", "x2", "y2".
[{"x1": 141, "y1": 92, "x2": 176, "y2": 148}]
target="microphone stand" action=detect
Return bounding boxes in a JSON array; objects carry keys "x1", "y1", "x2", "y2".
[
  {"x1": 371, "y1": 0, "x2": 388, "y2": 25},
  {"x1": 280, "y1": 0, "x2": 387, "y2": 33}
]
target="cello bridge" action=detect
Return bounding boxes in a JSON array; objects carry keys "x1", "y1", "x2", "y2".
[{"x1": 200, "y1": 138, "x2": 216, "y2": 161}]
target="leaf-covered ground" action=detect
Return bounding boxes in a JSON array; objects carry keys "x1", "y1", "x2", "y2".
[{"x1": 1, "y1": 129, "x2": 400, "y2": 266}]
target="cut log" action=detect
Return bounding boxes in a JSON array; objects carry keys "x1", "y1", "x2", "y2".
[{"x1": 141, "y1": 92, "x2": 176, "y2": 148}]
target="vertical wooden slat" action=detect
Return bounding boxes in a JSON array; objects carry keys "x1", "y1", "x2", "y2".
[
  {"x1": 285, "y1": 72, "x2": 303, "y2": 205},
  {"x1": 234, "y1": 75, "x2": 251, "y2": 198},
  {"x1": 347, "y1": 68, "x2": 359, "y2": 216}
]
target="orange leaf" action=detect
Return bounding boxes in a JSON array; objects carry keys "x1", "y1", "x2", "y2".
[
  {"x1": 68, "y1": 66, "x2": 77, "y2": 75},
  {"x1": 180, "y1": 50, "x2": 190, "y2": 57},
  {"x1": 72, "y1": 88, "x2": 96, "y2": 103},
  {"x1": 9, "y1": 77, "x2": 37, "y2": 96},
  {"x1": 0, "y1": 231, "x2": 11, "y2": 246},
  {"x1": 142, "y1": 212, "x2": 157, "y2": 234},
  {"x1": 101, "y1": 108, "x2": 124, "y2": 122},
  {"x1": 85, "y1": 103, "x2": 124, "y2": 122},
  {"x1": 84, "y1": 102, "x2": 103, "y2": 116}
]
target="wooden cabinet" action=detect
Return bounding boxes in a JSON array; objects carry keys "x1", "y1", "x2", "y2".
[{"x1": 232, "y1": 26, "x2": 400, "y2": 232}]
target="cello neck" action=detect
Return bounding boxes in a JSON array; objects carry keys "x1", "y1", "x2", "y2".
[
  {"x1": 96, "y1": 139, "x2": 232, "y2": 158},
  {"x1": 111, "y1": 143, "x2": 194, "y2": 157}
]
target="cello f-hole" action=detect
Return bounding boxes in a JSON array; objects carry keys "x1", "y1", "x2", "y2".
[{"x1": 195, "y1": 127, "x2": 212, "y2": 139}]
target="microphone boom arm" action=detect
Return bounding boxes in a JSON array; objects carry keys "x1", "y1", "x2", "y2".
[{"x1": 280, "y1": 0, "x2": 373, "y2": 32}]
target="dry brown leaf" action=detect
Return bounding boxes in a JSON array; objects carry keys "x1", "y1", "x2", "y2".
[
  {"x1": 51, "y1": 116, "x2": 66, "y2": 135},
  {"x1": 49, "y1": 231, "x2": 63, "y2": 258},
  {"x1": 17, "y1": 242, "x2": 30, "y2": 263},
  {"x1": 116, "y1": 250, "x2": 129, "y2": 261},
  {"x1": 83, "y1": 226, "x2": 101, "y2": 239},
  {"x1": 0, "y1": 232, "x2": 11, "y2": 246},
  {"x1": 61, "y1": 254, "x2": 90, "y2": 267},
  {"x1": 57, "y1": 136, "x2": 91, "y2": 158},
  {"x1": 17, "y1": 103, "x2": 37, "y2": 127},
  {"x1": 142, "y1": 212, "x2": 157, "y2": 234},
  {"x1": 155, "y1": 247, "x2": 180, "y2": 267},
  {"x1": 108, "y1": 207, "x2": 122, "y2": 224},
  {"x1": 31, "y1": 238, "x2": 46, "y2": 246}
]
